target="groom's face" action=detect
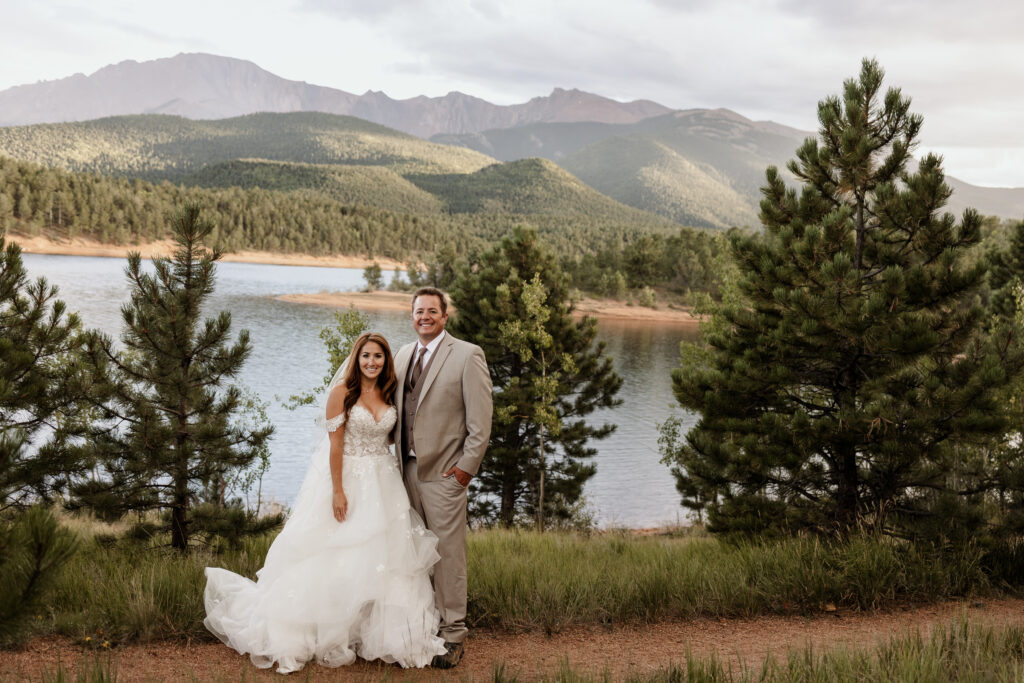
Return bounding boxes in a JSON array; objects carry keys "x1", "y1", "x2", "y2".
[{"x1": 412, "y1": 294, "x2": 448, "y2": 343}]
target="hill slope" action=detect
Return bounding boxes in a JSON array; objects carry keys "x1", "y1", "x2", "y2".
[
  {"x1": 406, "y1": 157, "x2": 675, "y2": 225},
  {"x1": 559, "y1": 136, "x2": 757, "y2": 228},
  {"x1": 183, "y1": 160, "x2": 445, "y2": 215},
  {"x1": 437, "y1": 109, "x2": 1024, "y2": 227},
  {"x1": 0, "y1": 112, "x2": 496, "y2": 180}
]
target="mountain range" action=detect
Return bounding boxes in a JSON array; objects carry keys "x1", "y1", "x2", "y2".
[
  {"x1": 0, "y1": 53, "x2": 669, "y2": 138},
  {"x1": 1, "y1": 53, "x2": 1020, "y2": 229}
]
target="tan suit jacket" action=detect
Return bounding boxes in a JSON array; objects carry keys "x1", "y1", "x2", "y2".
[{"x1": 395, "y1": 332, "x2": 492, "y2": 481}]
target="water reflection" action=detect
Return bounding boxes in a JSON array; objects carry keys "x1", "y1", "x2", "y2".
[{"x1": 21, "y1": 253, "x2": 701, "y2": 527}]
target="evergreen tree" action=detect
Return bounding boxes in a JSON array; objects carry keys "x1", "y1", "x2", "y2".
[
  {"x1": 662, "y1": 59, "x2": 1024, "y2": 538},
  {"x1": 362, "y1": 262, "x2": 384, "y2": 290},
  {"x1": 987, "y1": 219, "x2": 1024, "y2": 319},
  {"x1": 77, "y1": 205, "x2": 276, "y2": 550},
  {"x1": 449, "y1": 226, "x2": 622, "y2": 526},
  {"x1": 0, "y1": 506, "x2": 78, "y2": 646},
  {"x1": 0, "y1": 234, "x2": 92, "y2": 509}
]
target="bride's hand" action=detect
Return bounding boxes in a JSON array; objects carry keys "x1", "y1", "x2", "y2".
[{"x1": 332, "y1": 489, "x2": 348, "y2": 522}]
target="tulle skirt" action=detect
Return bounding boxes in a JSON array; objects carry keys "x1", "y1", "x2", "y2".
[{"x1": 203, "y1": 437, "x2": 444, "y2": 673}]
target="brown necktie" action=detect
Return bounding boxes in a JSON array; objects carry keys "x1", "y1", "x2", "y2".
[{"x1": 410, "y1": 347, "x2": 427, "y2": 387}]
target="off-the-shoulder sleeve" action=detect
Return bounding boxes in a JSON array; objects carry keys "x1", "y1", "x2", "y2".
[{"x1": 325, "y1": 411, "x2": 346, "y2": 433}]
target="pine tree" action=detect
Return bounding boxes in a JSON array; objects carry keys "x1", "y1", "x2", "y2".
[
  {"x1": 0, "y1": 506, "x2": 78, "y2": 646},
  {"x1": 987, "y1": 220, "x2": 1024, "y2": 319},
  {"x1": 0, "y1": 234, "x2": 92, "y2": 509},
  {"x1": 449, "y1": 226, "x2": 621, "y2": 526},
  {"x1": 663, "y1": 59, "x2": 1024, "y2": 538},
  {"x1": 77, "y1": 205, "x2": 275, "y2": 550}
]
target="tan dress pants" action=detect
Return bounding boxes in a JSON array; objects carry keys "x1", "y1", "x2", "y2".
[{"x1": 402, "y1": 457, "x2": 468, "y2": 644}]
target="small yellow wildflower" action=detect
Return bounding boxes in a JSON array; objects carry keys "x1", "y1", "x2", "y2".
[
  {"x1": 85, "y1": 636, "x2": 91, "y2": 642},
  {"x1": 102, "y1": 641, "x2": 110, "y2": 649}
]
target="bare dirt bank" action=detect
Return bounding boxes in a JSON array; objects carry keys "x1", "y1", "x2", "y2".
[
  {"x1": 6, "y1": 234, "x2": 404, "y2": 270},
  {"x1": 280, "y1": 290, "x2": 702, "y2": 325}
]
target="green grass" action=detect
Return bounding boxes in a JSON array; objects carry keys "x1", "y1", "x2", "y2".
[
  {"x1": 467, "y1": 529, "x2": 1000, "y2": 632},
  {"x1": 40, "y1": 531, "x2": 272, "y2": 643},
  {"x1": 12, "y1": 520, "x2": 1021, "y2": 645}
]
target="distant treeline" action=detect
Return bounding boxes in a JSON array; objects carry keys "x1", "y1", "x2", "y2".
[
  {"x1": 0, "y1": 154, "x2": 728, "y2": 297},
  {"x1": 0, "y1": 155, "x2": 480, "y2": 258},
  {"x1": 563, "y1": 228, "x2": 730, "y2": 299}
]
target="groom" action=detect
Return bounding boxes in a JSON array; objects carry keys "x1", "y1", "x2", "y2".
[{"x1": 395, "y1": 286, "x2": 492, "y2": 669}]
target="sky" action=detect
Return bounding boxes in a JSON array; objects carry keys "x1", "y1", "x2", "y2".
[{"x1": 2, "y1": 0, "x2": 1022, "y2": 188}]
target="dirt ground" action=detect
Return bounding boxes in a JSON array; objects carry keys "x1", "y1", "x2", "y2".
[{"x1": 3, "y1": 598, "x2": 1023, "y2": 681}]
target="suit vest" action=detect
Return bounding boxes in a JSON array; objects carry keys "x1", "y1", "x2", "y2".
[{"x1": 401, "y1": 346, "x2": 438, "y2": 458}]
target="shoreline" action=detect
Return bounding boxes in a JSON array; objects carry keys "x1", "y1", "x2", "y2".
[
  {"x1": 280, "y1": 290, "x2": 702, "y2": 325},
  {"x1": 6, "y1": 233, "x2": 406, "y2": 270},
  {"x1": 8, "y1": 233, "x2": 702, "y2": 325}
]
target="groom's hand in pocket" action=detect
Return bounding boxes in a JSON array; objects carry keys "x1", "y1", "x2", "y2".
[{"x1": 445, "y1": 466, "x2": 472, "y2": 487}]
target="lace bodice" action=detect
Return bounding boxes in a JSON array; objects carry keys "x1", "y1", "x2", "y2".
[{"x1": 328, "y1": 405, "x2": 396, "y2": 460}]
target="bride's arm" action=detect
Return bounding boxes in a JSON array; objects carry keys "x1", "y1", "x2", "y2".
[{"x1": 326, "y1": 384, "x2": 348, "y2": 522}]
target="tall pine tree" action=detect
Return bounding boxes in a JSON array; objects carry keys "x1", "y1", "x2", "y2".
[
  {"x1": 0, "y1": 234, "x2": 86, "y2": 645},
  {"x1": 1, "y1": 234, "x2": 92, "y2": 509},
  {"x1": 78, "y1": 205, "x2": 275, "y2": 550},
  {"x1": 663, "y1": 59, "x2": 1024, "y2": 538},
  {"x1": 449, "y1": 226, "x2": 621, "y2": 526}
]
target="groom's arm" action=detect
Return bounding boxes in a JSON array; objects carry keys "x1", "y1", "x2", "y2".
[{"x1": 456, "y1": 346, "x2": 492, "y2": 477}]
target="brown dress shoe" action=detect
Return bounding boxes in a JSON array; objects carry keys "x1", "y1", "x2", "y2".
[{"x1": 431, "y1": 641, "x2": 464, "y2": 669}]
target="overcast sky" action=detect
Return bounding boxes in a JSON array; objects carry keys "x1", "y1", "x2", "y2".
[{"x1": 2, "y1": 0, "x2": 1021, "y2": 187}]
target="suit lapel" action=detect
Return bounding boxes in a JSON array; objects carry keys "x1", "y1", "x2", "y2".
[{"x1": 416, "y1": 335, "x2": 453, "y2": 403}]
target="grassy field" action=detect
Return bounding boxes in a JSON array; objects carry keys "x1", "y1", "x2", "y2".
[{"x1": 21, "y1": 519, "x2": 1021, "y2": 645}]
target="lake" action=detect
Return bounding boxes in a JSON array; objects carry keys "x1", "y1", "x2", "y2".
[{"x1": 20, "y1": 253, "x2": 700, "y2": 527}]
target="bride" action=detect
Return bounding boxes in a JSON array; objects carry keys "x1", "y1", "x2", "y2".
[{"x1": 203, "y1": 332, "x2": 446, "y2": 673}]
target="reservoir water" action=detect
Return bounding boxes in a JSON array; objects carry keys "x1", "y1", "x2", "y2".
[{"x1": 21, "y1": 253, "x2": 700, "y2": 527}]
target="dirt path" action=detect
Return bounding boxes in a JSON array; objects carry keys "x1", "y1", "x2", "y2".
[{"x1": 3, "y1": 599, "x2": 1023, "y2": 681}]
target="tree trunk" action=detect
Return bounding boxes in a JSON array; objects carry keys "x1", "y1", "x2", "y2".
[
  {"x1": 499, "y1": 472, "x2": 517, "y2": 527},
  {"x1": 171, "y1": 412, "x2": 190, "y2": 551},
  {"x1": 537, "y1": 427, "x2": 545, "y2": 532},
  {"x1": 835, "y1": 440, "x2": 859, "y2": 530}
]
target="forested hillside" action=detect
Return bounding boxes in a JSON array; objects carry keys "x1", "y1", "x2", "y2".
[
  {"x1": 0, "y1": 155, "x2": 475, "y2": 257},
  {"x1": 184, "y1": 160, "x2": 445, "y2": 215},
  {"x1": 406, "y1": 158, "x2": 675, "y2": 225},
  {"x1": 0, "y1": 112, "x2": 496, "y2": 181},
  {"x1": 0, "y1": 110, "x2": 736, "y2": 297},
  {"x1": 0, "y1": 155, "x2": 700, "y2": 264}
]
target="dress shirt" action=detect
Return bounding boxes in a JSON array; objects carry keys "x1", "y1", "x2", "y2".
[{"x1": 414, "y1": 330, "x2": 446, "y2": 371}]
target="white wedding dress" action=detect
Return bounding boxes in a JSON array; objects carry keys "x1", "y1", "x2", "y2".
[{"x1": 203, "y1": 404, "x2": 445, "y2": 673}]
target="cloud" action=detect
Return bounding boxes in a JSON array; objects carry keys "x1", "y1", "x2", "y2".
[
  {"x1": 299, "y1": 0, "x2": 438, "y2": 20},
  {"x1": 2, "y1": 0, "x2": 1023, "y2": 184}
]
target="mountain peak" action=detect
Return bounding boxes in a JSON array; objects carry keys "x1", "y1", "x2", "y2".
[{"x1": 0, "y1": 52, "x2": 673, "y2": 135}]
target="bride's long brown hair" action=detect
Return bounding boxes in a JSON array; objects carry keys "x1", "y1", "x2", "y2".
[{"x1": 341, "y1": 332, "x2": 397, "y2": 421}]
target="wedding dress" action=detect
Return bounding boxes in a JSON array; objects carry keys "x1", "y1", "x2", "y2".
[{"x1": 203, "y1": 403, "x2": 445, "y2": 673}]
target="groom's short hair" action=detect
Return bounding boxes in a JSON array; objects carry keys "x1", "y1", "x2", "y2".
[{"x1": 412, "y1": 287, "x2": 449, "y2": 315}]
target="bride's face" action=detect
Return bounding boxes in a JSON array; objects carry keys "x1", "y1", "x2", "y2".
[{"x1": 358, "y1": 341, "x2": 386, "y2": 382}]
